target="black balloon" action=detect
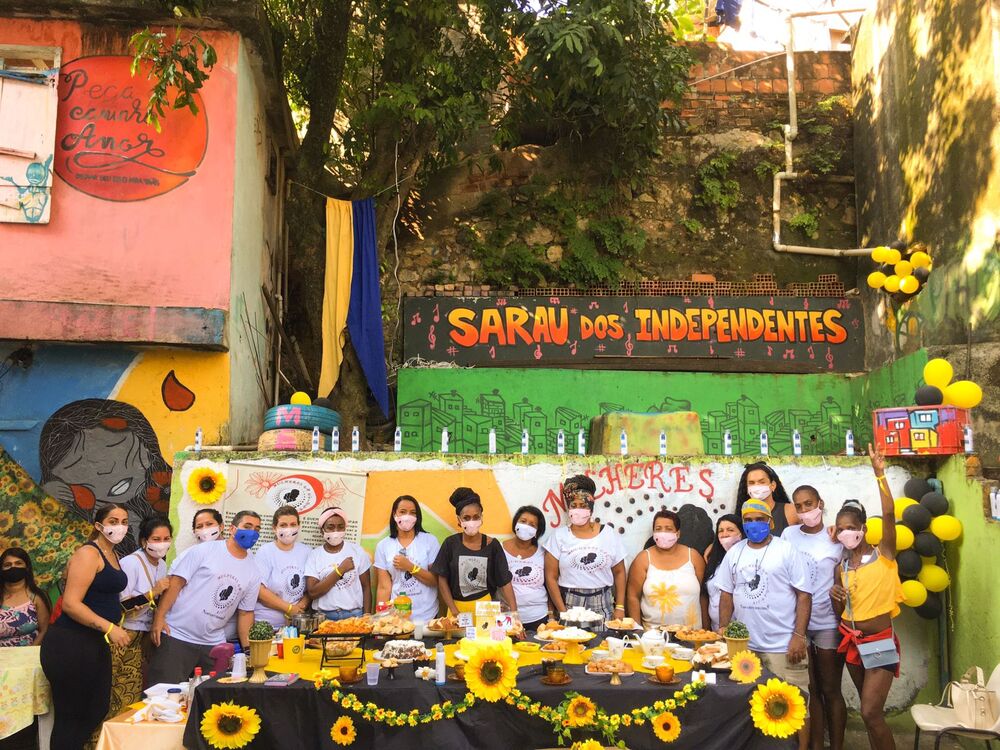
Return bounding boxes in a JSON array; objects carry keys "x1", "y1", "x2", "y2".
[
  {"x1": 914, "y1": 386, "x2": 944, "y2": 406},
  {"x1": 896, "y1": 549, "x2": 922, "y2": 579},
  {"x1": 902, "y1": 504, "x2": 932, "y2": 533},
  {"x1": 914, "y1": 531, "x2": 943, "y2": 557},
  {"x1": 914, "y1": 267, "x2": 930, "y2": 283},
  {"x1": 915, "y1": 591, "x2": 943, "y2": 619},
  {"x1": 904, "y1": 478, "x2": 933, "y2": 500},
  {"x1": 920, "y1": 492, "x2": 950, "y2": 517}
]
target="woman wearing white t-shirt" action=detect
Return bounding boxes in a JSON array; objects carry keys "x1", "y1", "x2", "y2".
[
  {"x1": 253, "y1": 505, "x2": 312, "y2": 629},
  {"x1": 626, "y1": 510, "x2": 705, "y2": 628},
  {"x1": 544, "y1": 475, "x2": 626, "y2": 622},
  {"x1": 502, "y1": 506, "x2": 551, "y2": 631},
  {"x1": 701, "y1": 514, "x2": 743, "y2": 630},
  {"x1": 786, "y1": 485, "x2": 846, "y2": 750},
  {"x1": 374, "y1": 496, "x2": 441, "y2": 624},
  {"x1": 305, "y1": 507, "x2": 372, "y2": 621}
]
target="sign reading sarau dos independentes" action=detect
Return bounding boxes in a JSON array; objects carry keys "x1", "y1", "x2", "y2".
[{"x1": 403, "y1": 296, "x2": 864, "y2": 371}]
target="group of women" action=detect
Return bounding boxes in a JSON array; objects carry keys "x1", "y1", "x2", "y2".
[{"x1": 1, "y1": 452, "x2": 904, "y2": 750}]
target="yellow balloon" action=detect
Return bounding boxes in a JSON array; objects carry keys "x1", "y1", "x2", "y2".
[
  {"x1": 885, "y1": 248, "x2": 902, "y2": 264},
  {"x1": 865, "y1": 516, "x2": 883, "y2": 545},
  {"x1": 883, "y1": 275, "x2": 901, "y2": 293},
  {"x1": 918, "y1": 564, "x2": 951, "y2": 592},
  {"x1": 910, "y1": 251, "x2": 932, "y2": 268},
  {"x1": 901, "y1": 579, "x2": 928, "y2": 608},
  {"x1": 923, "y1": 358, "x2": 954, "y2": 390},
  {"x1": 871, "y1": 246, "x2": 888, "y2": 263},
  {"x1": 930, "y1": 514, "x2": 963, "y2": 541},
  {"x1": 896, "y1": 524, "x2": 915, "y2": 551},
  {"x1": 867, "y1": 271, "x2": 887, "y2": 289},
  {"x1": 895, "y1": 260, "x2": 914, "y2": 277},
  {"x1": 290, "y1": 391, "x2": 312, "y2": 405},
  {"x1": 943, "y1": 380, "x2": 983, "y2": 409},
  {"x1": 894, "y1": 497, "x2": 917, "y2": 520},
  {"x1": 900, "y1": 276, "x2": 920, "y2": 294},
  {"x1": 921, "y1": 555, "x2": 938, "y2": 565}
]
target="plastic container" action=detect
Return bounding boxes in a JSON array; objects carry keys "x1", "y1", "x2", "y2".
[
  {"x1": 435, "y1": 642, "x2": 446, "y2": 685},
  {"x1": 231, "y1": 645, "x2": 247, "y2": 680}
]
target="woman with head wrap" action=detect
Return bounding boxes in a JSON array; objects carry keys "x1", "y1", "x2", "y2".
[
  {"x1": 430, "y1": 488, "x2": 516, "y2": 617},
  {"x1": 304, "y1": 507, "x2": 372, "y2": 621},
  {"x1": 543, "y1": 475, "x2": 626, "y2": 622}
]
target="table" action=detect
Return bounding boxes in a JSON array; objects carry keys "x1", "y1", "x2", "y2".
[
  {"x1": 0, "y1": 646, "x2": 52, "y2": 749},
  {"x1": 95, "y1": 708, "x2": 186, "y2": 750},
  {"x1": 185, "y1": 645, "x2": 794, "y2": 750}
]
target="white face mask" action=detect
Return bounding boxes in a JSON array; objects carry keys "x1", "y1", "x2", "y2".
[
  {"x1": 99, "y1": 523, "x2": 128, "y2": 545},
  {"x1": 514, "y1": 522, "x2": 537, "y2": 541},
  {"x1": 145, "y1": 541, "x2": 171, "y2": 559},
  {"x1": 798, "y1": 506, "x2": 824, "y2": 527},
  {"x1": 747, "y1": 484, "x2": 773, "y2": 501},
  {"x1": 568, "y1": 508, "x2": 592, "y2": 526},
  {"x1": 394, "y1": 515, "x2": 417, "y2": 532},
  {"x1": 275, "y1": 527, "x2": 300, "y2": 544},
  {"x1": 195, "y1": 527, "x2": 221, "y2": 543},
  {"x1": 719, "y1": 534, "x2": 740, "y2": 551},
  {"x1": 653, "y1": 531, "x2": 679, "y2": 549},
  {"x1": 461, "y1": 519, "x2": 483, "y2": 536},
  {"x1": 324, "y1": 531, "x2": 346, "y2": 546}
]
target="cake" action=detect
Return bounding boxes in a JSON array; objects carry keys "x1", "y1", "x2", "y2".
[{"x1": 379, "y1": 640, "x2": 429, "y2": 661}]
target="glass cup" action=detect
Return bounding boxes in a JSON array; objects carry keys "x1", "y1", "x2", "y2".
[
  {"x1": 453, "y1": 663, "x2": 465, "y2": 680},
  {"x1": 655, "y1": 664, "x2": 675, "y2": 683},
  {"x1": 339, "y1": 665, "x2": 358, "y2": 682},
  {"x1": 366, "y1": 662, "x2": 380, "y2": 686}
]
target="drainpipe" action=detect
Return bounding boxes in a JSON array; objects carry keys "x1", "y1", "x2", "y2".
[{"x1": 772, "y1": 7, "x2": 874, "y2": 258}]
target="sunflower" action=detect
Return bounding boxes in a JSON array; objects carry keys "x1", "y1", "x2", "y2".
[
  {"x1": 652, "y1": 711, "x2": 682, "y2": 743},
  {"x1": 731, "y1": 651, "x2": 762, "y2": 684},
  {"x1": 17, "y1": 502, "x2": 41, "y2": 523},
  {"x1": 200, "y1": 702, "x2": 261, "y2": 749},
  {"x1": 330, "y1": 716, "x2": 356, "y2": 746},
  {"x1": 565, "y1": 695, "x2": 597, "y2": 727},
  {"x1": 465, "y1": 642, "x2": 518, "y2": 702},
  {"x1": 571, "y1": 740, "x2": 604, "y2": 750},
  {"x1": 188, "y1": 468, "x2": 227, "y2": 505},
  {"x1": 750, "y1": 678, "x2": 807, "y2": 739},
  {"x1": 0, "y1": 511, "x2": 13, "y2": 533}
]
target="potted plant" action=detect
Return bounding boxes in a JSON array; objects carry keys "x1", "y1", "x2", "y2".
[
  {"x1": 723, "y1": 620, "x2": 751, "y2": 658},
  {"x1": 247, "y1": 621, "x2": 276, "y2": 684}
]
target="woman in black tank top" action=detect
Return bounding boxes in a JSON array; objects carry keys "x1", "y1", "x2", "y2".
[{"x1": 40, "y1": 504, "x2": 130, "y2": 750}]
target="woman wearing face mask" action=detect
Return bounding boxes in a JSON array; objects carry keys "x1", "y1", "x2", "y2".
[
  {"x1": 0, "y1": 547, "x2": 50, "y2": 647},
  {"x1": 701, "y1": 514, "x2": 743, "y2": 631},
  {"x1": 431, "y1": 488, "x2": 516, "y2": 617},
  {"x1": 169, "y1": 508, "x2": 224, "y2": 571},
  {"x1": 626, "y1": 511, "x2": 705, "y2": 628},
  {"x1": 108, "y1": 516, "x2": 173, "y2": 725},
  {"x1": 305, "y1": 507, "x2": 372, "y2": 621},
  {"x1": 501, "y1": 506, "x2": 551, "y2": 631},
  {"x1": 253, "y1": 506, "x2": 312, "y2": 630},
  {"x1": 543, "y1": 475, "x2": 626, "y2": 623},
  {"x1": 786, "y1": 486, "x2": 846, "y2": 750},
  {"x1": 736, "y1": 462, "x2": 797, "y2": 536},
  {"x1": 829, "y1": 445, "x2": 904, "y2": 750},
  {"x1": 40, "y1": 504, "x2": 131, "y2": 750},
  {"x1": 374, "y1": 495, "x2": 441, "y2": 624}
]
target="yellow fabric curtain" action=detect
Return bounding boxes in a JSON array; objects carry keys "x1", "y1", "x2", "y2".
[{"x1": 318, "y1": 198, "x2": 355, "y2": 397}]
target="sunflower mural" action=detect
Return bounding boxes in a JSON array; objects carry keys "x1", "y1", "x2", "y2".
[
  {"x1": 750, "y1": 679, "x2": 807, "y2": 739},
  {"x1": 200, "y1": 702, "x2": 262, "y2": 749},
  {"x1": 465, "y1": 641, "x2": 518, "y2": 702}
]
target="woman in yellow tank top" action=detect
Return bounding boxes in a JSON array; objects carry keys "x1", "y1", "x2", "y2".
[{"x1": 829, "y1": 444, "x2": 904, "y2": 750}]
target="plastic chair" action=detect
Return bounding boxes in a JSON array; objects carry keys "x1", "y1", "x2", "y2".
[{"x1": 911, "y1": 664, "x2": 1000, "y2": 749}]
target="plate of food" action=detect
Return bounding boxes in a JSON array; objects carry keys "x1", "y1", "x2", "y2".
[
  {"x1": 425, "y1": 615, "x2": 460, "y2": 636},
  {"x1": 559, "y1": 607, "x2": 604, "y2": 628},
  {"x1": 315, "y1": 616, "x2": 374, "y2": 636},
  {"x1": 533, "y1": 621, "x2": 567, "y2": 641},
  {"x1": 540, "y1": 641, "x2": 568, "y2": 654},
  {"x1": 373, "y1": 640, "x2": 432, "y2": 664},
  {"x1": 549, "y1": 627, "x2": 596, "y2": 643},
  {"x1": 585, "y1": 657, "x2": 634, "y2": 676},
  {"x1": 372, "y1": 613, "x2": 416, "y2": 637},
  {"x1": 514, "y1": 641, "x2": 541, "y2": 653},
  {"x1": 605, "y1": 617, "x2": 642, "y2": 632},
  {"x1": 692, "y1": 642, "x2": 732, "y2": 671},
  {"x1": 674, "y1": 627, "x2": 723, "y2": 646}
]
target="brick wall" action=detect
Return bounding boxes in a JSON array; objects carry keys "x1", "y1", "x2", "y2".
[{"x1": 680, "y1": 46, "x2": 851, "y2": 131}]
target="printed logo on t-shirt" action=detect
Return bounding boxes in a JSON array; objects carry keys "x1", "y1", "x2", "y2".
[
  {"x1": 333, "y1": 568, "x2": 356, "y2": 589},
  {"x1": 733, "y1": 561, "x2": 769, "y2": 607},
  {"x1": 801, "y1": 554, "x2": 820, "y2": 589},
  {"x1": 568, "y1": 546, "x2": 611, "y2": 575},
  {"x1": 281, "y1": 565, "x2": 305, "y2": 600},
  {"x1": 512, "y1": 560, "x2": 543, "y2": 588},
  {"x1": 211, "y1": 574, "x2": 244, "y2": 612},
  {"x1": 458, "y1": 555, "x2": 487, "y2": 598}
]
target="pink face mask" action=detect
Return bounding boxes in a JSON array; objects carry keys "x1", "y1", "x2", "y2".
[
  {"x1": 798, "y1": 506, "x2": 823, "y2": 527},
  {"x1": 719, "y1": 534, "x2": 740, "y2": 551},
  {"x1": 837, "y1": 529, "x2": 864, "y2": 549},
  {"x1": 394, "y1": 515, "x2": 417, "y2": 531},
  {"x1": 653, "y1": 532, "x2": 678, "y2": 550},
  {"x1": 568, "y1": 508, "x2": 592, "y2": 526},
  {"x1": 461, "y1": 518, "x2": 483, "y2": 536},
  {"x1": 747, "y1": 484, "x2": 773, "y2": 501}
]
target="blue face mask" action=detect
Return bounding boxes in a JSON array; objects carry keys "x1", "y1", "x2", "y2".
[
  {"x1": 743, "y1": 520, "x2": 771, "y2": 544},
  {"x1": 233, "y1": 528, "x2": 259, "y2": 550}
]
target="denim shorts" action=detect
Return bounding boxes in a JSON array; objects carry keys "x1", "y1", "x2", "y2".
[{"x1": 320, "y1": 607, "x2": 364, "y2": 621}]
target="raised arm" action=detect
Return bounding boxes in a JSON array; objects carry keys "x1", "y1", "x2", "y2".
[{"x1": 869, "y1": 443, "x2": 896, "y2": 559}]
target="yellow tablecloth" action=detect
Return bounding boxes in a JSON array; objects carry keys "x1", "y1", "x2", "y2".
[
  {"x1": 0, "y1": 646, "x2": 51, "y2": 740},
  {"x1": 95, "y1": 708, "x2": 186, "y2": 750}
]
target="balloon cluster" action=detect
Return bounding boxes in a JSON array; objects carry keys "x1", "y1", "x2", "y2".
[
  {"x1": 915, "y1": 358, "x2": 984, "y2": 409},
  {"x1": 866, "y1": 242, "x2": 932, "y2": 297},
  {"x1": 866, "y1": 476, "x2": 962, "y2": 619}
]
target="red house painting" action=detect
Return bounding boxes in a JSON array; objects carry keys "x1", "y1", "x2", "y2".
[{"x1": 873, "y1": 406, "x2": 969, "y2": 456}]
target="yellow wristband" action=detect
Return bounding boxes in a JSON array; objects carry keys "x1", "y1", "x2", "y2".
[
  {"x1": 103, "y1": 623, "x2": 114, "y2": 643},
  {"x1": 333, "y1": 565, "x2": 342, "y2": 577},
  {"x1": 286, "y1": 604, "x2": 294, "y2": 617},
  {"x1": 410, "y1": 564, "x2": 421, "y2": 575}
]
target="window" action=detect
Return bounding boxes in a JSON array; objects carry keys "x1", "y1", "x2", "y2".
[
  {"x1": 0, "y1": 45, "x2": 60, "y2": 224},
  {"x1": 918, "y1": 412, "x2": 933, "y2": 423}
]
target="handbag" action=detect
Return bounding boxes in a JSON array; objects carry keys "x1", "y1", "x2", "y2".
[
  {"x1": 843, "y1": 559, "x2": 899, "y2": 670},
  {"x1": 947, "y1": 666, "x2": 999, "y2": 730}
]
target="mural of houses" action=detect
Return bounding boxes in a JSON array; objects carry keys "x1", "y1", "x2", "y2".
[{"x1": 873, "y1": 406, "x2": 967, "y2": 456}]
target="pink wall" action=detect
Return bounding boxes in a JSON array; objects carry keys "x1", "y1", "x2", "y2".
[{"x1": 0, "y1": 20, "x2": 238, "y2": 313}]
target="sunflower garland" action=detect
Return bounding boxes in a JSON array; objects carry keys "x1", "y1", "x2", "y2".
[
  {"x1": 330, "y1": 716, "x2": 357, "y2": 746},
  {"x1": 565, "y1": 695, "x2": 597, "y2": 727},
  {"x1": 187, "y1": 467, "x2": 227, "y2": 505},
  {"x1": 200, "y1": 702, "x2": 262, "y2": 749},
  {"x1": 749, "y1": 678, "x2": 807, "y2": 739},
  {"x1": 571, "y1": 741, "x2": 604, "y2": 750},
  {"x1": 464, "y1": 641, "x2": 518, "y2": 702},
  {"x1": 730, "y1": 651, "x2": 763, "y2": 684},
  {"x1": 651, "y1": 711, "x2": 682, "y2": 743}
]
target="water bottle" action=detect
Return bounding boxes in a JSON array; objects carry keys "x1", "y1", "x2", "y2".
[
  {"x1": 723, "y1": 430, "x2": 732, "y2": 456},
  {"x1": 230, "y1": 645, "x2": 247, "y2": 680},
  {"x1": 577, "y1": 429, "x2": 586, "y2": 455},
  {"x1": 760, "y1": 430, "x2": 769, "y2": 456},
  {"x1": 311, "y1": 426, "x2": 320, "y2": 452},
  {"x1": 521, "y1": 429, "x2": 529, "y2": 455},
  {"x1": 659, "y1": 430, "x2": 667, "y2": 456},
  {"x1": 187, "y1": 667, "x2": 203, "y2": 706},
  {"x1": 332, "y1": 426, "x2": 340, "y2": 452},
  {"x1": 557, "y1": 430, "x2": 565, "y2": 455},
  {"x1": 963, "y1": 425, "x2": 974, "y2": 454},
  {"x1": 792, "y1": 429, "x2": 802, "y2": 456},
  {"x1": 394, "y1": 426, "x2": 402, "y2": 452},
  {"x1": 194, "y1": 427, "x2": 203, "y2": 453},
  {"x1": 845, "y1": 429, "x2": 855, "y2": 456},
  {"x1": 620, "y1": 429, "x2": 628, "y2": 456},
  {"x1": 441, "y1": 428, "x2": 449, "y2": 453},
  {"x1": 435, "y1": 642, "x2": 446, "y2": 685},
  {"x1": 488, "y1": 428, "x2": 497, "y2": 455},
  {"x1": 352, "y1": 426, "x2": 360, "y2": 452}
]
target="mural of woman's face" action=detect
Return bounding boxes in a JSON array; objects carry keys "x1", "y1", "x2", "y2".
[{"x1": 50, "y1": 425, "x2": 150, "y2": 508}]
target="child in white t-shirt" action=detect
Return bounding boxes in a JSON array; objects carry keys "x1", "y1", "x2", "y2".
[{"x1": 305, "y1": 507, "x2": 372, "y2": 620}]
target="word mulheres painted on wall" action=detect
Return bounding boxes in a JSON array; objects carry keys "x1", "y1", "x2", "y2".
[{"x1": 403, "y1": 296, "x2": 864, "y2": 371}]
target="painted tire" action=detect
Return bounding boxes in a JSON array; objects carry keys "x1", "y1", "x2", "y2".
[
  {"x1": 257, "y1": 428, "x2": 332, "y2": 451},
  {"x1": 263, "y1": 404, "x2": 341, "y2": 434}
]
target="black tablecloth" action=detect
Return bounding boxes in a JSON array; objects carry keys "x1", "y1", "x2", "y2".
[{"x1": 184, "y1": 663, "x2": 795, "y2": 750}]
